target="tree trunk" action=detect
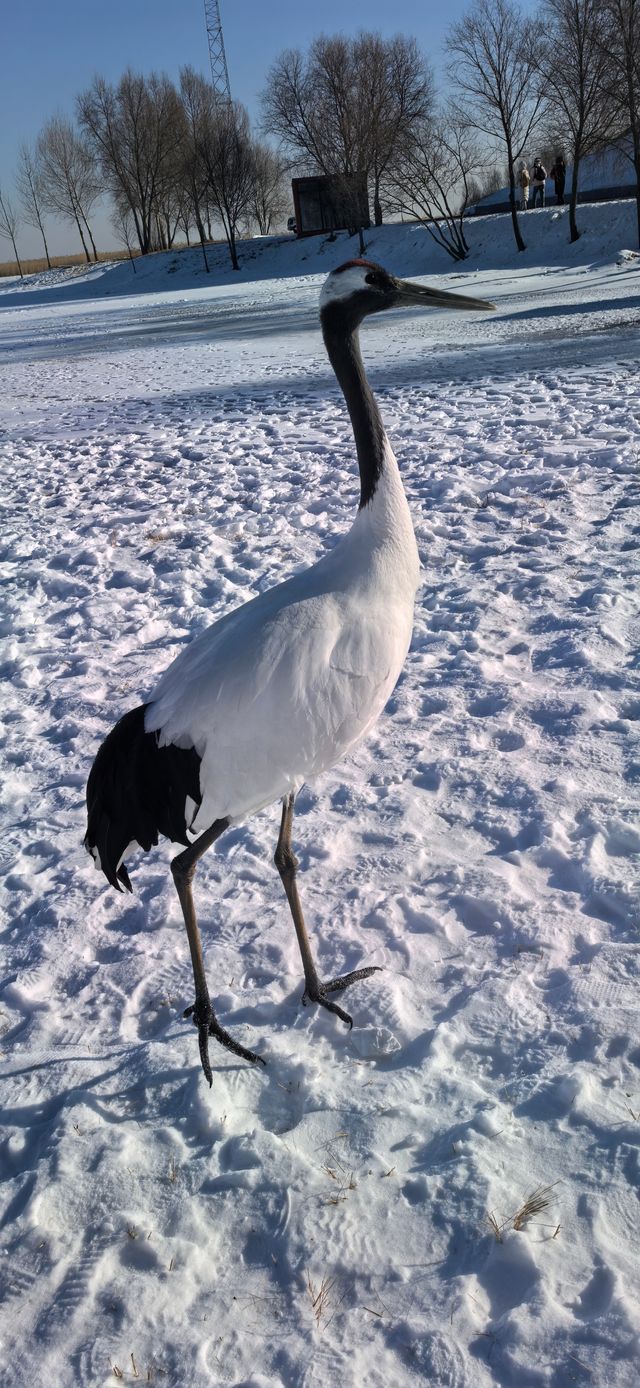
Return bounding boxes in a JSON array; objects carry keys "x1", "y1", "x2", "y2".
[
  {"x1": 82, "y1": 211, "x2": 98, "y2": 260},
  {"x1": 624, "y1": 64, "x2": 640, "y2": 249},
  {"x1": 131, "y1": 206, "x2": 145, "y2": 254},
  {"x1": 74, "y1": 210, "x2": 91, "y2": 262},
  {"x1": 36, "y1": 217, "x2": 52, "y2": 270},
  {"x1": 222, "y1": 215, "x2": 240, "y2": 270},
  {"x1": 140, "y1": 208, "x2": 152, "y2": 255},
  {"x1": 508, "y1": 167, "x2": 526, "y2": 252},
  {"x1": 569, "y1": 156, "x2": 581, "y2": 242},
  {"x1": 199, "y1": 235, "x2": 210, "y2": 272},
  {"x1": 194, "y1": 206, "x2": 206, "y2": 245},
  {"x1": 373, "y1": 175, "x2": 383, "y2": 226},
  {"x1": 632, "y1": 127, "x2": 640, "y2": 250},
  {"x1": 9, "y1": 232, "x2": 23, "y2": 277}
]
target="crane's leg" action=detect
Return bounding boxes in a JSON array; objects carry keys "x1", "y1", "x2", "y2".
[
  {"x1": 171, "y1": 818, "x2": 265, "y2": 1086},
  {"x1": 274, "y1": 793, "x2": 380, "y2": 1028}
]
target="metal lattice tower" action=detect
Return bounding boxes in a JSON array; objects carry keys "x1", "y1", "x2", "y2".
[{"x1": 203, "y1": 0, "x2": 232, "y2": 103}]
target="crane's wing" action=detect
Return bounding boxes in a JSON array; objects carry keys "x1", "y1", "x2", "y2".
[{"x1": 145, "y1": 577, "x2": 407, "y2": 829}]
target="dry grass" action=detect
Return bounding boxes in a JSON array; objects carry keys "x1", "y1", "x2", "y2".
[
  {"x1": 512, "y1": 1183, "x2": 558, "y2": 1231},
  {"x1": 0, "y1": 236, "x2": 226, "y2": 279},
  {"x1": 111, "y1": 1355, "x2": 165, "y2": 1382},
  {"x1": 318, "y1": 1134, "x2": 357, "y2": 1206},
  {"x1": 487, "y1": 1182, "x2": 560, "y2": 1241},
  {"x1": 322, "y1": 1157, "x2": 357, "y2": 1205},
  {"x1": 306, "y1": 1270, "x2": 337, "y2": 1330},
  {"x1": 0, "y1": 249, "x2": 137, "y2": 278},
  {"x1": 486, "y1": 1210, "x2": 504, "y2": 1244},
  {"x1": 622, "y1": 1094, "x2": 639, "y2": 1121}
]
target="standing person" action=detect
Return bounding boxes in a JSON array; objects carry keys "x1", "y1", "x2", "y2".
[
  {"x1": 550, "y1": 155, "x2": 566, "y2": 205},
  {"x1": 531, "y1": 159, "x2": 547, "y2": 208},
  {"x1": 518, "y1": 162, "x2": 531, "y2": 210}
]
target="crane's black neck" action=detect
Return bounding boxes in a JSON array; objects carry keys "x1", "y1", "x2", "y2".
[{"x1": 321, "y1": 305, "x2": 387, "y2": 509}]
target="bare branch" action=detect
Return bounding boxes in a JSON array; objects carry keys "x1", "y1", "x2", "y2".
[
  {"x1": 36, "y1": 116, "x2": 100, "y2": 262},
  {"x1": 539, "y1": 0, "x2": 618, "y2": 240},
  {"x1": 386, "y1": 108, "x2": 483, "y2": 260},
  {"x1": 261, "y1": 32, "x2": 433, "y2": 224},
  {"x1": 15, "y1": 144, "x2": 52, "y2": 269},
  {"x1": 78, "y1": 70, "x2": 183, "y2": 254},
  {"x1": 447, "y1": 0, "x2": 548, "y2": 251},
  {"x1": 0, "y1": 187, "x2": 23, "y2": 276}
]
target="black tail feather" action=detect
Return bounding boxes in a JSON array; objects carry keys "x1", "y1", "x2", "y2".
[
  {"x1": 85, "y1": 705, "x2": 203, "y2": 891},
  {"x1": 117, "y1": 863, "x2": 133, "y2": 893}
]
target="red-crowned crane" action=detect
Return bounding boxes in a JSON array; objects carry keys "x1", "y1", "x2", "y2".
[{"x1": 85, "y1": 259, "x2": 494, "y2": 1085}]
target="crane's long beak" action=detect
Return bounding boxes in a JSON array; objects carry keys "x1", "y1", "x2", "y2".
[{"x1": 395, "y1": 278, "x2": 495, "y2": 312}]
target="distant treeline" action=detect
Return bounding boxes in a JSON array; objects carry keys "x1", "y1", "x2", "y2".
[{"x1": 1, "y1": 1, "x2": 640, "y2": 274}]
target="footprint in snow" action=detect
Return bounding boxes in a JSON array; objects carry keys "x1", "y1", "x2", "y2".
[
  {"x1": 476, "y1": 1230, "x2": 541, "y2": 1322},
  {"x1": 574, "y1": 1262, "x2": 616, "y2": 1320},
  {"x1": 351, "y1": 1026, "x2": 401, "y2": 1060},
  {"x1": 388, "y1": 1324, "x2": 467, "y2": 1385},
  {"x1": 493, "y1": 728, "x2": 526, "y2": 752}
]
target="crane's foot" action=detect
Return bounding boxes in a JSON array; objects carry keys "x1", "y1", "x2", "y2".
[
  {"x1": 302, "y1": 966, "x2": 382, "y2": 1029},
  {"x1": 184, "y1": 1000, "x2": 265, "y2": 1087}
]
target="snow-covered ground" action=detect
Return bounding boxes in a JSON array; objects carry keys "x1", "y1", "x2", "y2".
[{"x1": 1, "y1": 206, "x2": 639, "y2": 1387}]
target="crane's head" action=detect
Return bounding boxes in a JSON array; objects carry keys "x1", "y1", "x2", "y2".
[{"x1": 320, "y1": 258, "x2": 495, "y2": 328}]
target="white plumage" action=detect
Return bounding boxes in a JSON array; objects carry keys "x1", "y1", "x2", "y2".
[{"x1": 145, "y1": 439, "x2": 420, "y2": 829}]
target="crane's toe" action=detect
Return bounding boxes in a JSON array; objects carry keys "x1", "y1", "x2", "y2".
[
  {"x1": 302, "y1": 966, "x2": 382, "y2": 1029},
  {"x1": 184, "y1": 1001, "x2": 265, "y2": 1086}
]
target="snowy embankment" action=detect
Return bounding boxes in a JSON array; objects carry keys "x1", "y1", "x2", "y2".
[
  {"x1": 0, "y1": 206, "x2": 639, "y2": 1387},
  {"x1": 0, "y1": 195, "x2": 639, "y2": 306}
]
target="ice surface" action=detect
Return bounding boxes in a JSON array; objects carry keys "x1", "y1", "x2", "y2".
[{"x1": 0, "y1": 208, "x2": 639, "y2": 1386}]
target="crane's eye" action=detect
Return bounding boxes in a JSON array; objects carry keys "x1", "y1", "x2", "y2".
[{"x1": 365, "y1": 271, "x2": 390, "y2": 291}]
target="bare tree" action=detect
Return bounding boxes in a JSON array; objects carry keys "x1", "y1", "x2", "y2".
[
  {"x1": 467, "y1": 162, "x2": 509, "y2": 202},
  {"x1": 261, "y1": 32, "x2": 432, "y2": 223},
  {"x1": 152, "y1": 176, "x2": 186, "y2": 251},
  {"x1": 36, "y1": 117, "x2": 100, "y2": 262},
  {"x1": 178, "y1": 66, "x2": 217, "y2": 270},
  {"x1": 386, "y1": 111, "x2": 483, "y2": 261},
  {"x1": 15, "y1": 144, "x2": 52, "y2": 269},
  {"x1": 110, "y1": 199, "x2": 138, "y2": 273},
  {"x1": 447, "y1": 0, "x2": 546, "y2": 251},
  {"x1": 310, "y1": 35, "x2": 361, "y2": 175},
  {"x1": 0, "y1": 188, "x2": 23, "y2": 276},
  {"x1": 249, "y1": 142, "x2": 289, "y2": 233},
  {"x1": 601, "y1": 0, "x2": 640, "y2": 246},
  {"x1": 541, "y1": 0, "x2": 617, "y2": 241},
  {"x1": 200, "y1": 101, "x2": 256, "y2": 270},
  {"x1": 353, "y1": 33, "x2": 434, "y2": 224},
  {"x1": 78, "y1": 71, "x2": 182, "y2": 255},
  {"x1": 262, "y1": 47, "x2": 326, "y2": 173}
]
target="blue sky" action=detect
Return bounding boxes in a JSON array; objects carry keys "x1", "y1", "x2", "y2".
[{"x1": 1, "y1": 0, "x2": 508, "y2": 257}]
